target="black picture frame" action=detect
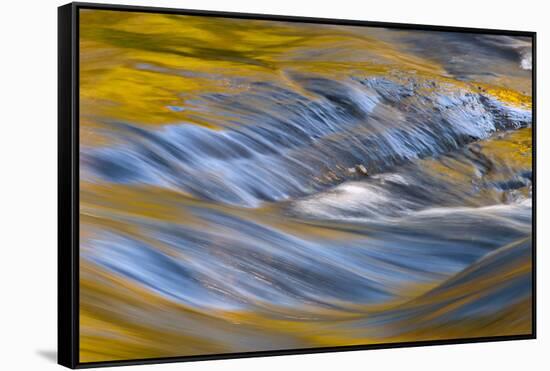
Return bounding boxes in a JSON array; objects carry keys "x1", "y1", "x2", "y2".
[{"x1": 58, "y1": 2, "x2": 537, "y2": 368}]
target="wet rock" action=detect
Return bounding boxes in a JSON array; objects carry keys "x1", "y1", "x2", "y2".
[
  {"x1": 349, "y1": 164, "x2": 368, "y2": 176},
  {"x1": 356, "y1": 164, "x2": 368, "y2": 175}
]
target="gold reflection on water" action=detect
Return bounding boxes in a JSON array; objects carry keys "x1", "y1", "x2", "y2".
[{"x1": 79, "y1": 9, "x2": 532, "y2": 363}]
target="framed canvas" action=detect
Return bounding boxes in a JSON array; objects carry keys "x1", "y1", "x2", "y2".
[{"x1": 58, "y1": 2, "x2": 536, "y2": 368}]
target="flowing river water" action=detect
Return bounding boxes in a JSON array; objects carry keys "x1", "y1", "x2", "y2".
[{"x1": 78, "y1": 10, "x2": 533, "y2": 362}]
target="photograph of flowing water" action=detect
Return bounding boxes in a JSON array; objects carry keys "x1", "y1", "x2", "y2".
[{"x1": 78, "y1": 9, "x2": 533, "y2": 362}]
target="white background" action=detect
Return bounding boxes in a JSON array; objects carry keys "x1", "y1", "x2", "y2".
[{"x1": 0, "y1": 0, "x2": 546, "y2": 369}]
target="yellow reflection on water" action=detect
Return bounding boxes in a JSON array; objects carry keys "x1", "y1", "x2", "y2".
[{"x1": 79, "y1": 9, "x2": 532, "y2": 363}]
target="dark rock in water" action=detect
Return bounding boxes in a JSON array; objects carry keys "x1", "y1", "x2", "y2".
[{"x1": 347, "y1": 164, "x2": 368, "y2": 176}]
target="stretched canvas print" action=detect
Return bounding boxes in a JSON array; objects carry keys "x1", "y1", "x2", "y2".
[{"x1": 58, "y1": 2, "x2": 536, "y2": 368}]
